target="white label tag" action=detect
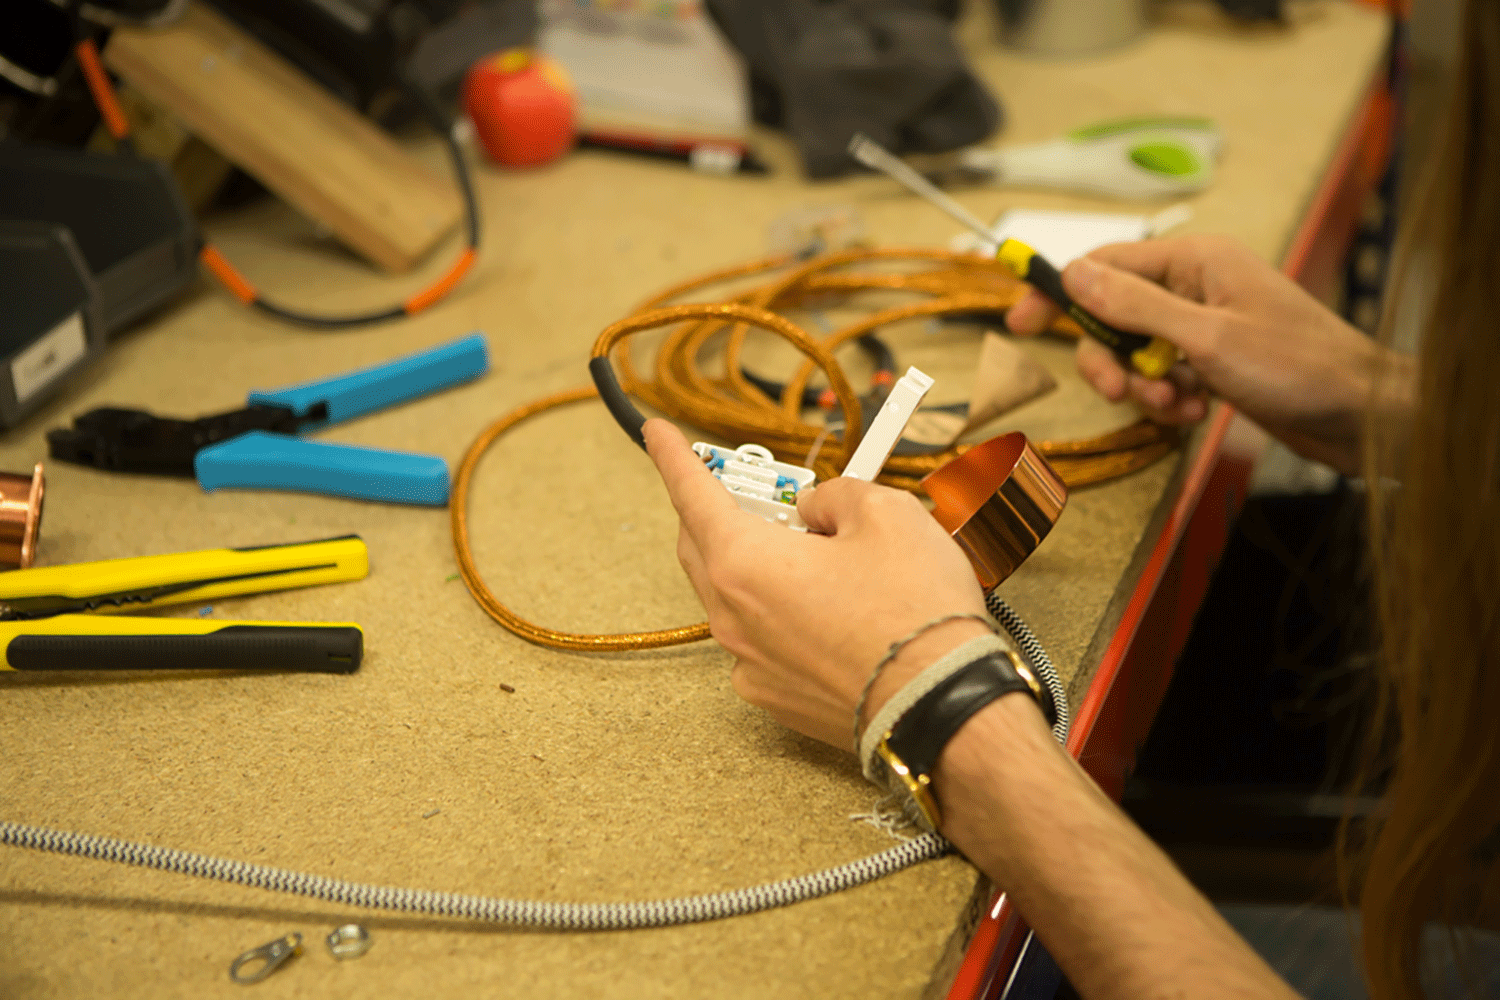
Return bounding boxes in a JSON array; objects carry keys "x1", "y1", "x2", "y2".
[{"x1": 12, "y1": 311, "x2": 86, "y2": 404}]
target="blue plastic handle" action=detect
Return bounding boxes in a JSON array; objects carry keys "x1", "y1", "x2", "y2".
[
  {"x1": 247, "y1": 332, "x2": 489, "y2": 430},
  {"x1": 195, "y1": 432, "x2": 450, "y2": 506}
]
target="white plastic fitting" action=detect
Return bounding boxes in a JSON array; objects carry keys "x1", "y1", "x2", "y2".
[
  {"x1": 691, "y1": 365, "x2": 933, "y2": 529},
  {"x1": 840, "y1": 366, "x2": 934, "y2": 482}
]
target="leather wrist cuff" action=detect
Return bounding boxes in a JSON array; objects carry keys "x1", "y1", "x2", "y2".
[{"x1": 873, "y1": 648, "x2": 1056, "y2": 831}]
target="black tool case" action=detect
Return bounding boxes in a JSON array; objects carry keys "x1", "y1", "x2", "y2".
[
  {"x1": 0, "y1": 142, "x2": 199, "y2": 426},
  {"x1": 0, "y1": 142, "x2": 200, "y2": 333},
  {"x1": 0, "y1": 220, "x2": 102, "y2": 426}
]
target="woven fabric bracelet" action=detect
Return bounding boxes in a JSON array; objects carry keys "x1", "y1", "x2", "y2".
[
  {"x1": 851, "y1": 612, "x2": 998, "y2": 751},
  {"x1": 857, "y1": 633, "x2": 1014, "y2": 785}
]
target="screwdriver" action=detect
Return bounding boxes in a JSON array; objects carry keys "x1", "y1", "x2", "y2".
[
  {"x1": 847, "y1": 133, "x2": 1179, "y2": 380},
  {"x1": 0, "y1": 536, "x2": 368, "y2": 673}
]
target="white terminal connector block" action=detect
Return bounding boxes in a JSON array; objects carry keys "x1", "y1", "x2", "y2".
[
  {"x1": 692, "y1": 442, "x2": 816, "y2": 531},
  {"x1": 840, "y1": 366, "x2": 934, "y2": 482},
  {"x1": 692, "y1": 365, "x2": 934, "y2": 529}
]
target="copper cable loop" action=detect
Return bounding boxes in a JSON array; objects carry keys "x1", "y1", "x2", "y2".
[
  {"x1": 451, "y1": 385, "x2": 712, "y2": 651},
  {"x1": 452, "y1": 247, "x2": 1178, "y2": 651}
]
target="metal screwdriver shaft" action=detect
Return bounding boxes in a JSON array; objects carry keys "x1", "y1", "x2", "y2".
[
  {"x1": 847, "y1": 133, "x2": 997, "y2": 246},
  {"x1": 847, "y1": 132, "x2": 1180, "y2": 380}
]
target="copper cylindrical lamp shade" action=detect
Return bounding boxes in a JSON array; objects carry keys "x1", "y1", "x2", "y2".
[
  {"x1": 922, "y1": 433, "x2": 1067, "y2": 592},
  {"x1": 0, "y1": 463, "x2": 45, "y2": 569}
]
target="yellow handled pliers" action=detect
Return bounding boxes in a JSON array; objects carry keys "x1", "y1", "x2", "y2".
[{"x1": 0, "y1": 535, "x2": 367, "y2": 673}]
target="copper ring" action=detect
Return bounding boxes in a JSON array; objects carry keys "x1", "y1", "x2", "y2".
[
  {"x1": 0, "y1": 463, "x2": 45, "y2": 569},
  {"x1": 922, "y1": 433, "x2": 1066, "y2": 592}
]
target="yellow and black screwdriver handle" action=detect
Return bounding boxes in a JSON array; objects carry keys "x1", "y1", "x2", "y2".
[
  {"x1": 0, "y1": 616, "x2": 363, "y2": 674},
  {"x1": 0, "y1": 536, "x2": 367, "y2": 673},
  {"x1": 995, "y1": 238, "x2": 1179, "y2": 380}
]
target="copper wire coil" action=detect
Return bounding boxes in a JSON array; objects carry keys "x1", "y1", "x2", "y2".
[
  {"x1": 453, "y1": 247, "x2": 1178, "y2": 652},
  {"x1": 0, "y1": 464, "x2": 45, "y2": 570}
]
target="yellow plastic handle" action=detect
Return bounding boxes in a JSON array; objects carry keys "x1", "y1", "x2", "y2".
[
  {"x1": 0, "y1": 536, "x2": 369, "y2": 616},
  {"x1": 1129, "y1": 337, "x2": 1180, "y2": 380}
]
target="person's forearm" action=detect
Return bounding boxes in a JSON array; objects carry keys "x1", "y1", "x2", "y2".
[
  {"x1": 934, "y1": 698, "x2": 1300, "y2": 1000},
  {"x1": 1311, "y1": 341, "x2": 1417, "y2": 476}
]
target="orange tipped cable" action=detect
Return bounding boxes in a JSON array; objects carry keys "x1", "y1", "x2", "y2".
[
  {"x1": 405, "y1": 248, "x2": 477, "y2": 314},
  {"x1": 74, "y1": 40, "x2": 129, "y2": 141},
  {"x1": 74, "y1": 36, "x2": 480, "y2": 329},
  {"x1": 199, "y1": 246, "x2": 257, "y2": 305}
]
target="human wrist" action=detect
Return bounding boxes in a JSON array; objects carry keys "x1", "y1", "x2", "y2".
[
  {"x1": 862, "y1": 618, "x2": 995, "y2": 725},
  {"x1": 858, "y1": 630, "x2": 1014, "y2": 774},
  {"x1": 858, "y1": 630, "x2": 1058, "y2": 830},
  {"x1": 933, "y1": 693, "x2": 1075, "y2": 874},
  {"x1": 1318, "y1": 341, "x2": 1415, "y2": 476}
]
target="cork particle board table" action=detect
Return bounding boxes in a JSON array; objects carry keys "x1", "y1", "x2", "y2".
[{"x1": 0, "y1": 4, "x2": 1386, "y2": 998}]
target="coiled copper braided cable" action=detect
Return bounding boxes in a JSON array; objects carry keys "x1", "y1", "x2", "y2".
[
  {"x1": 451, "y1": 384, "x2": 712, "y2": 651},
  {"x1": 452, "y1": 247, "x2": 1177, "y2": 651}
]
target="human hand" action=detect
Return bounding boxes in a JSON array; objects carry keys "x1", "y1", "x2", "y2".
[
  {"x1": 643, "y1": 419, "x2": 992, "y2": 750},
  {"x1": 1006, "y1": 234, "x2": 1403, "y2": 475}
]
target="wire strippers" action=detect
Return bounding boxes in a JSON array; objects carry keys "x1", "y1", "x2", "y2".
[{"x1": 46, "y1": 333, "x2": 489, "y2": 506}]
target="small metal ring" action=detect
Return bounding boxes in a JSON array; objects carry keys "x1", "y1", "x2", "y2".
[{"x1": 326, "y1": 924, "x2": 373, "y2": 960}]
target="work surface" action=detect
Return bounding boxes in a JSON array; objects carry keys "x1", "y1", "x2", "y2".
[{"x1": 0, "y1": 3, "x2": 1385, "y2": 998}]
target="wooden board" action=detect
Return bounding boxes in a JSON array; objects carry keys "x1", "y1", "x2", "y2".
[{"x1": 105, "y1": 2, "x2": 461, "y2": 273}]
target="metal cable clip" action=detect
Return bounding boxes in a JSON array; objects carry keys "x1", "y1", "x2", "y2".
[
  {"x1": 326, "y1": 924, "x2": 373, "y2": 960},
  {"x1": 229, "y1": 932, "x2": 302, "y2": 985}
]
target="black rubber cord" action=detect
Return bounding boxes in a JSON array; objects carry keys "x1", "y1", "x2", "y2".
[{"x1": 247, "y1": 80, "x2": 481, "y2": 329}]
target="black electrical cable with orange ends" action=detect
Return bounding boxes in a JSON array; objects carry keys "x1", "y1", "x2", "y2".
[{"x1": 73, "y1": 37, "x2": 480, "y2": 329}]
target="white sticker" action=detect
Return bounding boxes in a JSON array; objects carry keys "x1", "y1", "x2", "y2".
[
  {"x1": 689, "y1": 144, "x2": 742, "y2": 175},
  {"x1": 12, "y1": 311, "x2": 86, "y2": 404}
]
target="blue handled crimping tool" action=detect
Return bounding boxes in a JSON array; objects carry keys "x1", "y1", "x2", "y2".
[{"x1": 46, "y1": 333, "x2": 488, "y2": 506}]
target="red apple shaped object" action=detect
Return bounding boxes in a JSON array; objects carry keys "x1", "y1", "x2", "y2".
[{"x1": 464, "y1": 49, "x2": 576, "y2": 168}]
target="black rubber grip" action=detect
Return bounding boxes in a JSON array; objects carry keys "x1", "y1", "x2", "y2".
[
  {"x1": 1021, "y1": 254, "x2": 1152, "y2": 361},
  {"x1": 6, "y1": 626, "x2": 363, "y2": 673},
  {"x1": 589, "y1": 355, "x2": 646, "y2": 449}
]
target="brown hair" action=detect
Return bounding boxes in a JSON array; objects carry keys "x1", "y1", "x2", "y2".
[{"x1": 1357, "y1": 1, "x2": 1500, "y2": 995}]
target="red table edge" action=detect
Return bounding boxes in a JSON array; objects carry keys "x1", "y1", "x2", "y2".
[{"x1": 942, "y1": 56, "x2": 1392, "y2": 1000}]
